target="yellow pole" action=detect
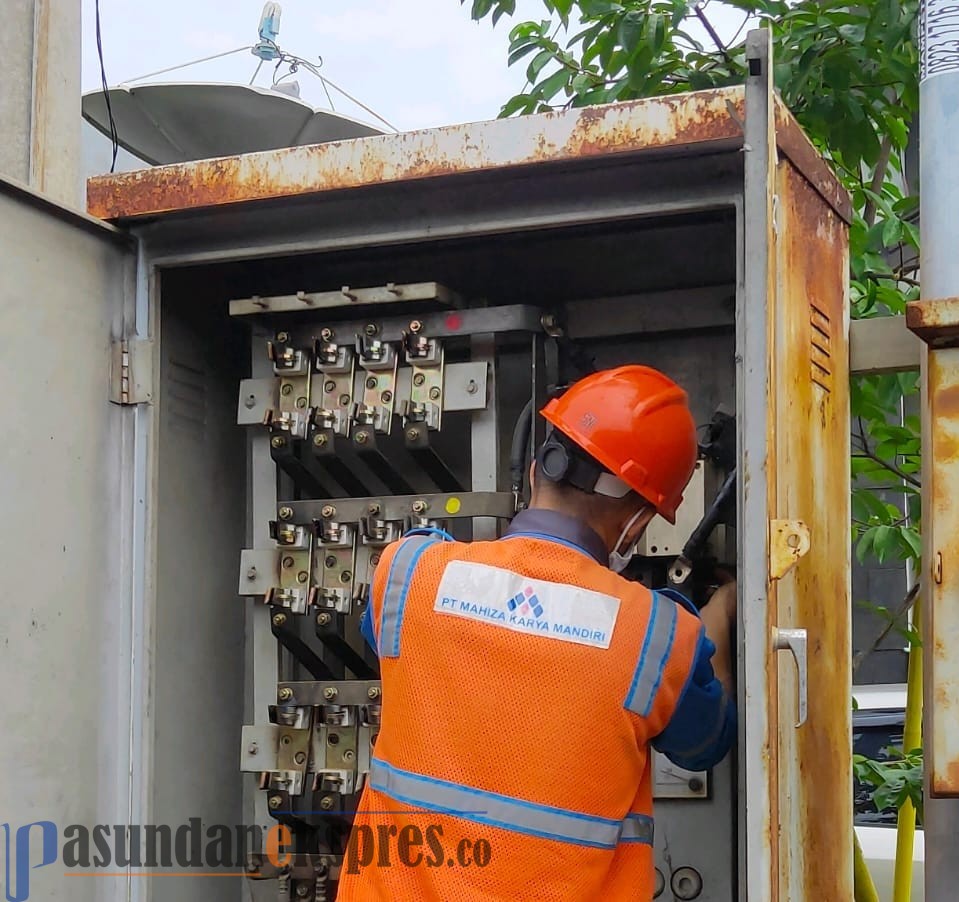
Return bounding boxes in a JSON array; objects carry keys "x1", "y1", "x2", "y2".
[
  {"x1": 855, "y1": 828, "x2": 881, "y2": 902},
  {"x1": 893, "y1": 595, "x2": 922, "y2": 902}
]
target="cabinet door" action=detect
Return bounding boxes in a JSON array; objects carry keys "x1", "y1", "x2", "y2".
[
  {"x1": 0, "y1": 181, "x2": 137, "y2": 902},
  {"x1": 741, "y1": 30, "x2": 853, "y2": 902}
]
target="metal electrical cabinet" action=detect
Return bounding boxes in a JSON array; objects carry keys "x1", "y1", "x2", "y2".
[{"x1": 0, "y1": 31, "x2": 850, "y2": 902}]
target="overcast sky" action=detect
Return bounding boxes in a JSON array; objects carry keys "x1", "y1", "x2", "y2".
[{"x1": 81, "y1": 1, "x2": 750, "y2": 134}]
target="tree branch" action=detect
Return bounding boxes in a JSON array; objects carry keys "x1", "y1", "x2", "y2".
[
  {"x1": 863, "y1": 133, "x2": 894, "y2": 228},
  {"x1": 853, "y1": 582, "x2": 920, "y2": 675},
  {"x1": 693, "y1": 5, "x2": 735, "y2": 67}
]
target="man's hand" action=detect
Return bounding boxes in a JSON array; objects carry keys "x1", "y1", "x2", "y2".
[
  {"x1": 706, "y1": 580, "x2": 737, "y2": 623},
  {"x1": 699, "y1": 579, "x2": 736, "y2": 696}
]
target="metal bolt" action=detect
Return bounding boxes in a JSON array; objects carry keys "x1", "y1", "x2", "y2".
[
  {"x1": 282, "y1": 556, "x2": 295, "y2": 569},
  {"x1": 355, "y1": 430, "x2": 369, "y2": 445},
  {"x1": 297, "y1": 571, "x2": 309, "y2": 583},
  {"x1": 327, "y1": 733, "x2": 340, "y2": 746},
  {"x1": 364, "y1": 323, "x2": 378, "y2": 337},
  {"x1": 271, "y1": 436, "x2": 286, "y2": 449},
  {"x1": 313, "y1": 433, "x2": 328, "y2": 447},
  {"x1": 411, "y1": 500, "x2": 427, "y2": 514},
  {"x1": 273, "y1": 613, "x2": 288, "y2": 628},
  {"x1": 277, "y1": 332, "x2": 290, "y2": 343},
  {"x1": 466, "y1": 379, "x2": 478, "y2": 395},
  {"x1": 280, "y1": 735, "x2": 292, "y2": 746},
  {"x1": 293, "y1": 751, "x2": 307, "y2": 766},
  {"x1": 541, "y1": 314, "x2": 557, "y2": 329},
  {"x1": 248, "y1": 742, "x2": 259, "y2": 755},
  {"x1": 278, "y1": 687, "x2": 294, "y2": 701},
  {"x1": 324, "y1": 379, "x2": 336, "y2": 392},
  {"x1": 320, "y1": 796, "x2": 335, "y2": 810},
  {"x1": 429, "y1": 387, "x2": 441, "y2": 401},
  {"x1": 323, "y1": 686, "x2": 338, "y2": 701},
  {"x1": 296, "y1": 884, "x2": 310, "y2": 897},
  {"x1": 413, "y1": 373, "x2": 426, "y2": 386},
  {"x1": 268, "y1": 795, "x2": 283, "y2": 810},
  {"x1": 281, "y1": 383, "x2": 294, "y2": 396},
  {"x1": 365, "y1": 376, "x2": 378, "y2": 390},
  {"x1": 245, "y1": 393, "x2": 257, "y2": 409},
  {"x1": 370, "y1": 553, "x2": 381, "y2": 565},
  {"x1": 246, "y1": 566, "x2": 258, "y2": 581},
  {"x1": 325, "y1": 555, "x2": 337, "y2": 568},
  {"x1": 320, "y1": 328, "x2": 334, "y2": 342},
  {"x1": 343, "y1": 749, "x2": 355, "y2": 762},
  {"x1": 295, "y1": 396, "x2": 307, "y2": 409},
  {"x1": 317, "y1": 612, "x2": 332, "y2": 626},
  {"x1": 338, "y1": 393, "x2": 351, "y2": 406},
  {"x1": 688, "y1": 777, "x2": 704, "y2": 793},
  {"x1": 278, "y1": 506, "x2": 294, "y2": 520},
  {"x1": 381, "y1": 390, "x2": 393, "y2": 404},
  {"x1": 321, "y1": 505, "x2": 336, "y2": 519},
  {"x1": 368, "y1": 686, "x2": 381, "y2": 700},
  {"x1": 409, "y1": 320, "x2": 422, "y2": 334},
  {"x1": 368, "y1": 502, "x2": 381, "y2": 515},
  {"x1": 340, "y1": 571, "x2": 353, "y2": 584},
  {"x1": 407, "y1": 428, "x2": 420, "y2": 441}
]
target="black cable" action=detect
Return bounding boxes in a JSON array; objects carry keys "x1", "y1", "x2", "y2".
[
  {"x1": 510, "y1": 398, "x2": 535, "y2": 496},
  {"x1": 95, "y1": 0, "x2": 119, "y2": 173}
]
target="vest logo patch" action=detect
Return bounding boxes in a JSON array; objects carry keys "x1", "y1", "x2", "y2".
[{"x1": 434, "y1": 561, "x2": 620, "y2": 649}]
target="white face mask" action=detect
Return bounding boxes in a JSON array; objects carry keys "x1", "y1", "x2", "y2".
[{"x1": 608, "y1": 507, "x2": 648, "y2": 573}]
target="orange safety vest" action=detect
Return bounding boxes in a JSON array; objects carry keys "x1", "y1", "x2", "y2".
[{"x1": 338, "y1": 530, "x2": 704, "y2": 901}]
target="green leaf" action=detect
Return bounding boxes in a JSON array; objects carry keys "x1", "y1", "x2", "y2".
[
  {"x1": 535, "y1": 67, "x2": 571, "y2": 103},
  {"x1": 618, "y1": 10, "x2": 645, "y2": 54},
  {"x1": 527, "y1": 48, "x2": 556, "y2": 81}
]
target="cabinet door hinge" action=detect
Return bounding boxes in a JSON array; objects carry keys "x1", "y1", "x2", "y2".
[{"x1": 110, "y1": 338, "x2": 154, "y2": 405}]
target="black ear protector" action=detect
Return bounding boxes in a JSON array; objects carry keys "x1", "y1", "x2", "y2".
[
  {"x1": 536, "y1": 430, "x2": 573, "y2": 483},
  {"x1": 536, "y1": 429, "x2": 607, "y2": 494}
]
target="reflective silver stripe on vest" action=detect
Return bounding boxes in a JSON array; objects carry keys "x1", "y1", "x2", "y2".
[
  {"x1": 379, "y1": 534, "x2": 438, "y2": 658},
  {"x1": 369, "y1": 758, "x2": 652, "y2": 848},
  {"x1": 626, "y1": 591, "x2": 679, "y2": 718}
]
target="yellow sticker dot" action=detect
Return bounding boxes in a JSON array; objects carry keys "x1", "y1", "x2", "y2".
[{"x1": 445, "y1": 497, "x2": 462, "y2": 515}]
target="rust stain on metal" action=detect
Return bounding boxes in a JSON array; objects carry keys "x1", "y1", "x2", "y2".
[
  {"x1": 772, "y1": 159, "x2": 852, "y2": 898},
  {"x1": 87, "y1": 87, "x2": 746, "y2": 222},
  {"x1": 907, "y1": 297, "x2": 959, "y2": 347}
]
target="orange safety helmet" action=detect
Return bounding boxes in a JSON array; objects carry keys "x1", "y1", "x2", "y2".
[{"x1": 540, "y1": 365, "x2": 698, "y2": 523}]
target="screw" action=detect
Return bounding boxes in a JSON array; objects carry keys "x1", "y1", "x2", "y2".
[
  {"x1": 281, "y1": 383, "x2": 294, "y2": 396},
  {"x1": 271, "y1": 436, "x2": 286, "y2": 449},
  {"x1": 317, "y1": 612, "x2": 332, "y2": 626},
  {"x1": 355, "y1": 430, "x2": 369, "y2": 445},
  {"x1": 370, "y1": 553, "x2": 381, "y2": 565},
  {"x1": 313, "y1": 433, "x2": 328, "y2": 447},
  {"x1": 280, "y1": 734, "x2": 292, "y2": 746},
  {"x1": 320, "y1": 796, "x2": 335, "y2": 810},
  {"x1": 321, "y1": 505, "x2": 336, "y2": 519},
  {"x1": 246, "y1": 566, "x2": 258, "y2": 581},
  {"x1": 278, "y1": 687, "x2": 294, "y2": 701},
  {"x1": 282, "y1": 556, "x2": 295, "y2": 569},
  {"x1": 278, "y1": 506, "x2": 293, "y2": 520},
  {"x1": 409, "y1": 320, "x2": 422, "y2": 334},
  {"x1": 297, "y1": 571, "x2": 309, "y2": 583},
  {"x1": 340, "y1": 571, "x2": 353, "y2": 583},
  {"x1": 296, "y1": 884, "x2": 310, "y2": 897},
  {"x1": 325, "y1": 555, "x2": 337, "y2": 568},
  {"x1": 368, "y1": 686, "x2": 381, "y2": 700},
  {"x1": 381, "y1": 391, "x2": 392, "y2": 404},
  {"x1": 365, "y1": 376, "x2": 378, "y2": 390},
  {"x1": 245, "y1": 393, "x2": 257, "y2": 409},
  {"x1": 466, "y1": 379, "x2": 478, "y2": 395},
  {"x1": 343, "y1": 749, "x2": 355, "y2": 762},
  {"x1": 293, "y1": 751, "x2": 307, "y2": 766},
  {"x1": 688, "y1": 777, "x2": 704, "y2": 793},
  {"x1": 295, "y1": 397, "x2": 307, "y2": 409},
  {"x1": 364, "y1": 324, "x2": 378, "y2": 337},
  {"x1": 407, "y1": 428, "x2": 420, "y2": 441},
  {"x1": 413, "y1": 373, "x2": 426, "y2": 386},
  {"x1": 327, "y1": 733, "x2": 340, "y2": 746},
  {"x1": 272, "y1": 613, "x2": 288, "y2": 628},
  {"x1": 277, "y1": 332, "x2": 290, "y2": 343},
  {"x1": 323, "y1": 379, "x2": 336, "y2": 393},
  {"x1": 268, "y1": 795, "x2": 283, "y2": 810},
  {"x1": 248, "y1": 742, "x2": 259, "y2": 755},
  {"x1": 323, "y1": 686, "x2": 338, "y2": 701},
  {"x1": 368, "y1": 502, "x2": 381, "y2": 515},
  {"x1": 411, "y1": 500, "x2": 427, "y2": 514},
  {"x1": 320, "y1": 328, "x2": 334, "y2": 341},
  {"x1": 338, "y1": 393, "x2": 351, "y2": 406},
  {"x1": 429, "y1": 387, "x2": 441, "y2": 401}
]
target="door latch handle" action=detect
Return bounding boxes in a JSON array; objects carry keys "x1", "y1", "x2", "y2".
[{"x1": 773, "y1": 627, "x2": 808, "y2": 728}]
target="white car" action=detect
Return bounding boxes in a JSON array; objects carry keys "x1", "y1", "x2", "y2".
[{"x1": 853, "y1": 684, "x2": 924, "y2": 901}]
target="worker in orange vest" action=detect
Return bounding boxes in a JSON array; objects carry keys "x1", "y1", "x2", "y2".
[{"x1": 340, "y1": 365, "x2": 736, "y2": 901}]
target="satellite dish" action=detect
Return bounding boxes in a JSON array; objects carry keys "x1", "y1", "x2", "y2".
[{"x1": 82, "y1": 81, "x2": 384, "y2": 166}]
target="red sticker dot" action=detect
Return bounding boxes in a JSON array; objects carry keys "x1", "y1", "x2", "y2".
[{"x1": 445, "y1": 312, "x2": 463, "y2": 331}]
